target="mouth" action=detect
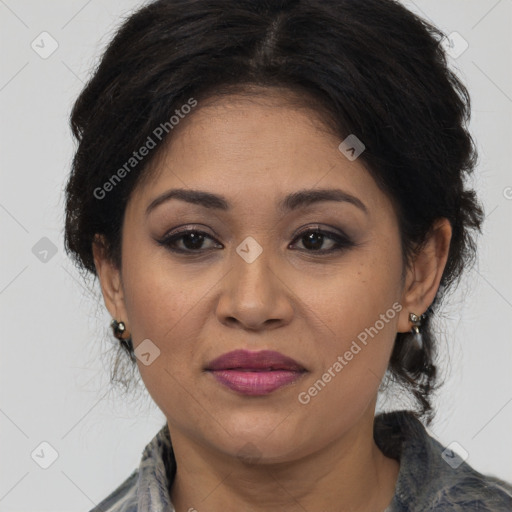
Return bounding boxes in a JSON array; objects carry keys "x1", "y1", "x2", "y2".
[{"x1": 204, "y1": 349, "x2": 307, "y2": 395}]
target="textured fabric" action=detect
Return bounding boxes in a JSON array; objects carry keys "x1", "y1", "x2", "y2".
[{"x1": 89, "y1": 410, "x2": 512, "y2": 512}]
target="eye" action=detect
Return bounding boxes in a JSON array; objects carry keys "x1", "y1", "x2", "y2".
[
  {"x1": 157, "y1": 228, "x2": 222, "y2": 254},
  {"x1": 290, "y1": 226, "x2": 355, "y2": 254}
]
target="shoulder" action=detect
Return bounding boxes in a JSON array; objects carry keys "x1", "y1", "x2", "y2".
[
  {"x1": 426, "y1": 472, "x2": 512, "y2": 511},
  {"x1": 88, "y1": 468, "x2": 139, "y2": 512},
  {"x1": 375, "y1": 410, "x2": 512, "y2": 512}
]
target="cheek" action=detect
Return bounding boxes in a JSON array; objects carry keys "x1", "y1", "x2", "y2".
[
  {"x1": 292, "y1": 281, "x2": 402, "y2": 440},
  {"x1": 291, "y1": 237, "x2": 403, "y2": 393},
  {"x1": 122, "y1": 261, "x2": 209, "y2": 348},
  {"x1": 295, "y1": 241, "x2": 403, "y2": 344},
  {"x1": 119, "y1": 245, "x2": 231, "y2": 408},
  {"x1": 119, "y1": 215, "x2": 209, "y2": 341},
  {"x1": 119, "y1": 259, "x2": 213, "y2": 414}
]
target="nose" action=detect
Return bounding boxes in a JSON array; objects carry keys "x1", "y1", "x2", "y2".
[{"x1": 215, "y1": 246, "x2": 294, "y2": 331}]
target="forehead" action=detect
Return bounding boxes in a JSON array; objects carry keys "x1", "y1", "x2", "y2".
[{"x1": 127, "y1": 92, "x2": 389, "y2": 216}]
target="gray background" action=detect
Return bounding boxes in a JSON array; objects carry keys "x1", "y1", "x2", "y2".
[{"x1": 1, "y1": 0, "x2": 511, "y2": 510}]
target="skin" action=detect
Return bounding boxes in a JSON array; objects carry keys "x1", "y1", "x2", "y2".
[{"x1": 93, "y1": 88, "x2": 452, "y2": 512}]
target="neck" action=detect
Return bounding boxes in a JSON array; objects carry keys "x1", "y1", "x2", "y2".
[{"x1": 168, "y1": 405, "x2": 399, "y2": 512}]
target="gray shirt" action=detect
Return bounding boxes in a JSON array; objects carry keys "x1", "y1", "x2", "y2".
[{"x1": 89, "y1": 410, "x2": 512, "y2": 511}]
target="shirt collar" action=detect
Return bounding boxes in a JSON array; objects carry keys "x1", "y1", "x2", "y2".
[{"x1": 137, "y1": 422, "x2": 176, "y2": 512}]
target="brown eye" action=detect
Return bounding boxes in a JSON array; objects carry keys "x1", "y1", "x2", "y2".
[
  {"x1": 158, "y1": 229, "x2": 222, "y2": 253},
  {"x1": 290, "y1": 228, "x2": 355, "y2": 254}
]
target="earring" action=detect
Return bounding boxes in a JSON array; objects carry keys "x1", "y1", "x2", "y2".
[
  {"x1": 409, "y1": 312, "x2": 423, "y2": 350},
  {"x1": 111, "y1": 319, "x2": 127, "y2": 340},
  {"x1": 111, "y1": 319, "x2": 134, "y2": 352}
]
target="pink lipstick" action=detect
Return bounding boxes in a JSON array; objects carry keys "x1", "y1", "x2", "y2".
[{"x1": 205, "y1": 349, "x2": 307, "y2": 395}]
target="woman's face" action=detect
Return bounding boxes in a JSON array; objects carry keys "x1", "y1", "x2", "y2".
[{"x1": 97, "y1": 90, "x2": 418, "y2": 462}]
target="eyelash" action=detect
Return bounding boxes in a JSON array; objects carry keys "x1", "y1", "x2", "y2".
[{"x1": 157, "y1": 226, "x2": 356, "y2": 256}]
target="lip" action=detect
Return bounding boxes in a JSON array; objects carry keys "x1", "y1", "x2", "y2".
[{"x1": 205, "y1": 349, "x2": 307, "y2": 396}]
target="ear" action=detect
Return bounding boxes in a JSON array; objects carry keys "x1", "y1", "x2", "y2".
[
  {"x1": 92, "y1": 234, "x2": 129, "y2": 327},
  {"x1": 397, "y1": 218, "x2": 452, "y2": 333}
]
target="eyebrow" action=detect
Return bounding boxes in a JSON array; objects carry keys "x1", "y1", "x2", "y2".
[{"x1": 145, "y1": 187, "x2": 368, "y2": 216}]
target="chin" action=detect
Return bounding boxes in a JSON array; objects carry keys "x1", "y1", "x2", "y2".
[{"x1": 206, "y1": 412, "x2": 311, "y2": 463}]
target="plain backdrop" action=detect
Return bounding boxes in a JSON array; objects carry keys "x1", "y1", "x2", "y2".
[{"x1": 1, "y1": 0, "x2": 511, "y2": 510}]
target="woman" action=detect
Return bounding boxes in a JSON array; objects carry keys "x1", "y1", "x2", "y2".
[{"x1": 64, "y1": 0, "x2": 512, "y2": 510}]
